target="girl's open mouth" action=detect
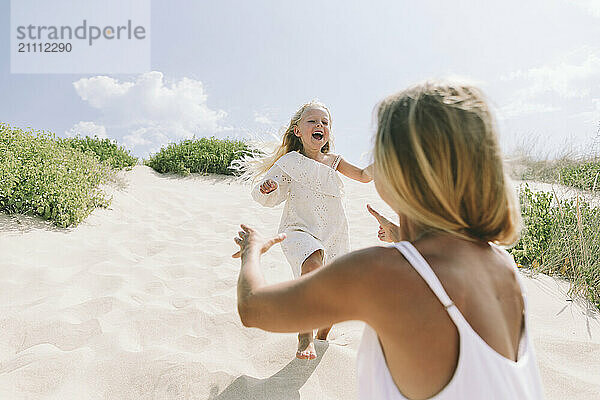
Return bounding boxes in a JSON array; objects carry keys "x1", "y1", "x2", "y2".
[{"x1": 312, "y1": 132, "x2": 324, "y2": 140}]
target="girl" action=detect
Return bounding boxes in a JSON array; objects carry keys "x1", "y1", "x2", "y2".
[
  {"x1": 233, "y1": 82, "x2": 544, "y2": 399},
  {"x1": 240, "y1": 101, "x2": 372, "y2": 360}
]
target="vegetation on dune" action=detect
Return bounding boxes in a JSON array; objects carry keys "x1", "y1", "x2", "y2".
[
  {"x1": 58, "y1": 135, "x2": 138, "y2": 170},
  {"x1": 1, "y1": 127, "x2": 254, "y2": 227},
  {"x1": 144, "y1": 136, "x2": 252, "y2": 175},
  {"x1": 516, "y1": 155, "x2": 600, "y2": 193},
  {"x1": 558, "y1": 161, "x2": 600, "y2": 192},
  {"x1": 0, "y1": 124, "x2": 125, "y2": 227},
  {"x1": 2, "y1": 120, "x2": 598, "y2": 307},
  {"x1": 508, "y1": 184, "x2": 600, "y2": 309},
  {"x1": 508, "y1": 138, "x2": 600, "y2": 310}
]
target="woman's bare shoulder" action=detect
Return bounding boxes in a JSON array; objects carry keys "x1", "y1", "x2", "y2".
[
  {"x1": 335, "y1": 245, "x2": 425, "y2": 318},
  {"x1": 345, "y1": 244, "x2": 460, "y2": 333},
  {"x1": 324, "y1": 245, "x2": 415, "y2": 295},
  {"x1": 340, "y1": 245, "x2": 407, "y2": 272}
]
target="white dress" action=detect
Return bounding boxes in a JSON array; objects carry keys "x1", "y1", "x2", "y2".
[{"x1": 252, "y1": 151, "x2": 350, "y2": 277}]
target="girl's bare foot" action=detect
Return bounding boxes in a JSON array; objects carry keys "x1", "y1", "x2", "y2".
[
  {"x1": 296, "y1": 332, "x2": 317, "y2": 360},
  {"x1": 316, "y1": 326, "x2": 331, "y2": 341}
]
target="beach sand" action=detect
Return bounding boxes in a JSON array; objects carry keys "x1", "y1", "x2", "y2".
[{"x1": 1, "y1": 166, "x2": 599, "y2": 399}]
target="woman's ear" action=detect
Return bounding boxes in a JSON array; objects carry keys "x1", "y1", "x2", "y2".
[{"x1": 293, "y1": 127, "x2": 301, "y2": 137}]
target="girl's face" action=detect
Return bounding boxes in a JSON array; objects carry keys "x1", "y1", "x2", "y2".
[{"x1": 294, "y1": 107, "x2": 331, "y2": 152}]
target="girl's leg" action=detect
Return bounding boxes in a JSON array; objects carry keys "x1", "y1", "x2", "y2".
[
  {"x1": 316, "y1": 326, "x2": 332, "y2": 340},
  {"x1": 314, "y1": 252, "x2": 331, "y2": 340},
  {"x1": 296, "y1": 249, "x2": 324, "y2": 360}
]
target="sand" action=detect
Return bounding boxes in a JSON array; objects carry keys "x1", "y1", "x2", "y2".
[{"x1": 0, "y1": 165, "x2": 599, "y2": 399}]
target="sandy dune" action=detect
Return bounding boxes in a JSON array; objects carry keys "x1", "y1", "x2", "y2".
[{"x1": 0, "y1": 166, "x2": 599, "y2": 399}]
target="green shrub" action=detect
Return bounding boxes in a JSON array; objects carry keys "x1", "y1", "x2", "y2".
[
  {"x1": 509, "y1": 185, "x2": 555, "y2": 266},
  {"x1": 509, "y1": 184, "x2": 600, "y2": 309},
  {"x1": 58, "y1": 135, "x2": 138, "y2": 170},
  {"x1": 0, "y1": 123, "x2": 113, "y2": 227},
  {"x1": 144, "y1": 137, "x2": 252, "y2": 175},
  {"x1": 559, "y1": 161, "x2": 600, "y2": 192}
]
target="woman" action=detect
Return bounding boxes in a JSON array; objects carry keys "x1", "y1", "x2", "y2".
[{"x1": 233, "y1": 81, "x2": 544, "y2": 399}]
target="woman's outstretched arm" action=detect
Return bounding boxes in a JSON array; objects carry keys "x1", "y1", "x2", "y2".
[{"x1": 232, "y1": 224, "x2": 379, "y2": 333}]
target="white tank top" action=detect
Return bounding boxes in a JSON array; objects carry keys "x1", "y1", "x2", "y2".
[{"x1": 356, "y1": 241, "x2": 545, "y2": 400}]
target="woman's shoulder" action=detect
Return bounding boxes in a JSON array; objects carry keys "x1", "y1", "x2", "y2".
[
  {"x1": 330, "y1": 246, "x2": 402, "y2": 274},
  {"x1": 322, "y1": 246, "x2": 407, "y2": 297},
  {"x1": 333, "y1": 245, "x2": 431, "y2": 325},
  {"x1": 339, "y1": 245, "x2": 419, "y2": 293}
]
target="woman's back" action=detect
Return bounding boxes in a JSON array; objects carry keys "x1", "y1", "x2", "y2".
[{"x1": 357, "y1": 235, "x2": 544, "y2": 399}]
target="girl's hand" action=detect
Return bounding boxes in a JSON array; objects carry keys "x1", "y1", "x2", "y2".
[
  {"x1": 367, "y1": 204, "x2": 400, "y2": 243},
  {"x1": 260, "y1": 179, "x2": 278, "y2": 194},
  {"x1": 232, "y1": 224, "x2": 286, "y2": 258}
]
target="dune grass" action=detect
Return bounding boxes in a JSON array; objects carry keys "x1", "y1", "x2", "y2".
[
  {"x1": 1, "y1": 128, "x2": 252, "y2": 227},
  {"x1": 511, "y1": 154, "x2": 600, "y2": 193},
  {"x1": 507, "y1": 142, "x2": 600, "y2": 310},
  {"x1": 0, "y1": 124, "x2": 124, "y2": 227},
  {"x1": 508, "y1": 184, "x2": 600, "y2": 309},
  {"x1": 58, "y1": 135, "x2": 138, "y2": 170},
  {"x1": 144, "y1": 137, "x2": 252, "y2": 175},
  {"x1": 508, "y1": 130, "x2": 600, "y2": 192}
]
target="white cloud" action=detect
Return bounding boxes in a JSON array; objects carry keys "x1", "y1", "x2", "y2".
[
  {"x1": 498, "y1": 102, "x2": 560, "y2": 120},
  {"x1": 523, "y1": 53, "x2": 600, "y2": 99},
  {"x1": 65, "y1": 121, "x2": 107, "y2": 139},
  {"x1": 570, "y1": 0, "x2": 600, "y2": 17},
  {"x1": 254, "y1": 111, "x2": 273, "y2": 125},
  {"x1": 72, "y1": 77, "x2": 134, "y2": 109},
  {"x1": 72, "y1": 71, "x2": 227, "y2": 156},
  {"x1": 571, "y1": 98, "x2": 600, "y2": 123},
  {"x1": 122, "y1": 126, "x2": 171, "y2": 157},
  {"x1": 498, "y1": 48, "x2": 600, "y2": 119}
]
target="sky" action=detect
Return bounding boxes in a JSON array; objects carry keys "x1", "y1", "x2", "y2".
[{"x1": 1, "y1": 0, "x2": 600, "y2": 165}]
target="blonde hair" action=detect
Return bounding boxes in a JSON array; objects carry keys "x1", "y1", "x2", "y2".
[
  {"x1": 237, "y1": 101, "x2": 333, "y2": 181},
  {"x1": 374, "y1": 81, "x2": 521, "y2": 245}
]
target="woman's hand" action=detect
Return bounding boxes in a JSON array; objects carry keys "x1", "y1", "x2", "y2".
[
  {"x1": 367, "y1": 204, "x2": 400, "y2": 243},
  {"x1": 260, "y1": 179, "x2": 278, "y2": 194},
  {"x1": 232, "y1": 224, "x2": 286, "y2": 258}
]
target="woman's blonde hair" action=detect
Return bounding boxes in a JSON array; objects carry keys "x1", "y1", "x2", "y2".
[
  {"x1": 238, "y1": 101, "x2": 333, "y2": 180},
  {"x1": 374, "y1": 81, "x2": 521, "y2": 245}
]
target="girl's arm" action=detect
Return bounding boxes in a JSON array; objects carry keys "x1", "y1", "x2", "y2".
[
  {"x1": 336, "y1": 157, "x2": 373, "y2": 183},
  {"x1": 233, "y1": 225, "x2": 380, "y2": 332},
  {"x1": 251, "y1": 165, "x2": 291, "y2": 207}
]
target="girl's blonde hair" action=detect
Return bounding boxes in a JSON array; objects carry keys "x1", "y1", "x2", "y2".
[
  {"x1": 374, "y1": 81, "x2": 521, "y2": 245},
  {"x1": 236, "y1": 101, "x2": 333, "y2": 181}
]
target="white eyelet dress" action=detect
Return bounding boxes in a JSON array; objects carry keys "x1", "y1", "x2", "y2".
[
  {"x1": 356, "y1": 241, "x2": 545, "y2": 400},
  {"x1": 251, "y1": 151, "x2": 350, "y2": 278}
]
